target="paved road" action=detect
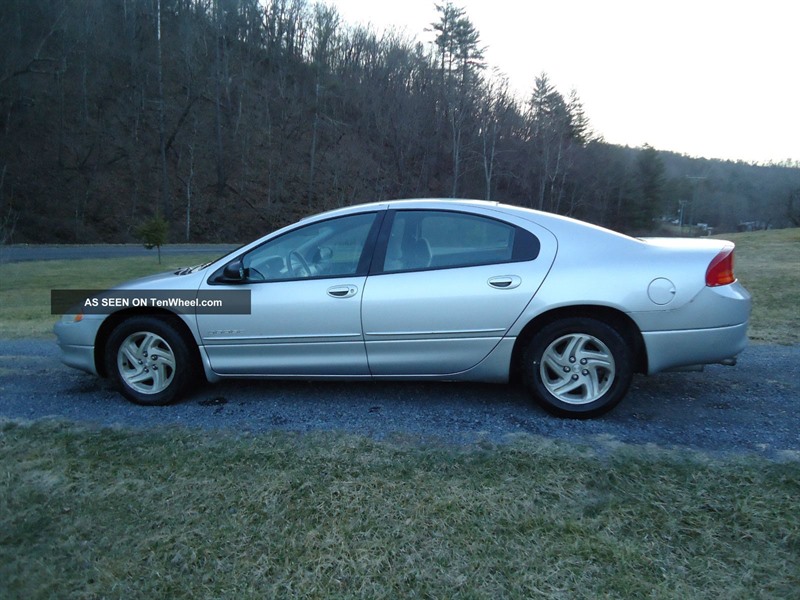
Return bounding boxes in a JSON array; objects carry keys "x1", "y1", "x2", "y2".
[
  {"x1": 1, "y1": 339, "x2": 798, "y2": 460},
  {"x1": 0, "y1": 244, "x2": 237, "y2": 263}
]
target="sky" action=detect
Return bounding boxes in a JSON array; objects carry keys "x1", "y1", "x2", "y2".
[{"x1": 326, "y1": 0, "x2": 798, "y2": 165}]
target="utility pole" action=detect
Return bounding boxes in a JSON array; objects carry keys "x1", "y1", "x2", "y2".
[
  {"x1": 683, "y1": 176, "x2": 707, "y2": 234},
  {"x1": 678, "y1": 199, "x2": 688, "y2": 233}
]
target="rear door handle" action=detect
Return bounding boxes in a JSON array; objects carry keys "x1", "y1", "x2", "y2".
[
  {"x1": 327, "y1": 285, "x2": 358, "y2": 298},
  {"x1": 488, "y1": 276, "x2": 521, "y2": 290}
]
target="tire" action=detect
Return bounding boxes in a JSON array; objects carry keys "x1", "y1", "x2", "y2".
[
  {"x1": 523, "y1": 317, "x2": 633, "y2": 419},
  {"x1": 105, "y1": 316, "x2": 193, "y2": 406}
]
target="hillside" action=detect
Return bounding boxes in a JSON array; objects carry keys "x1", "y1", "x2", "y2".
[{"x1": 1, "y1": 0, "x2": 798, "y2": 244}]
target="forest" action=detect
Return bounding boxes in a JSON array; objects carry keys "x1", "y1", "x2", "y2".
[{"x1": 1, "y1": 0, "x2": 799, "y2": 244}]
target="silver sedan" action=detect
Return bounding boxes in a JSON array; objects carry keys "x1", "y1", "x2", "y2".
[{"x1": 54, "y1": 199, "x2": 751, "y2": 418}]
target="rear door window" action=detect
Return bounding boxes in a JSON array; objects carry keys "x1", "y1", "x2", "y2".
[{"x1": 381, "y1": 210, "x2": 539, "y2": 273}]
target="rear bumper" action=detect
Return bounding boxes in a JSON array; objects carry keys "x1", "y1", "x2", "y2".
[{"x1": 642, "y1": 321, "x2": 749, "y2": 374}]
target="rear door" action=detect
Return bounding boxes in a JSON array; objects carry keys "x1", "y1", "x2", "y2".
[{"x1": 361, "y1": 209, "x2": 554, "y2": 375}]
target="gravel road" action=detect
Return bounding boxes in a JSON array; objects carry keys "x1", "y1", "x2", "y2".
[{"x1": 1, "y1": 338, "x2": 798, "y2": 460}]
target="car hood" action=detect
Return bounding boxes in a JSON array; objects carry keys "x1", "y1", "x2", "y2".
[{"x1": 113, "y1": 267, "x2": 207, "y2": 291}]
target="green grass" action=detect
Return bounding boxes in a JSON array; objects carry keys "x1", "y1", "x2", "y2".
[
  {"x1": 0, "y1": 253, "x2": 221, "y2": 338},
  {"x1": 1, "y1": 421, "x2": 798, "y2": 599},
  {"x1": 719, "y1": 227, "x2": 800, "y2": 345}
]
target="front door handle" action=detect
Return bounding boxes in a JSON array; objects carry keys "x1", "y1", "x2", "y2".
[
  {"x1": 488, "y1": 276, "x2": 521, "y2": 290},
  {"x1": 327, "y1": 285, "x2": 358, "y2": 298}
]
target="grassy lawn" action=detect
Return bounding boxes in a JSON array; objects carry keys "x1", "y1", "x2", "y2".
[
  {"x1": 1, "y1": 231, "x2": 798, "y2": 598},
  {"x1": 0, "y1": 253, "x2": 221, "y2": 338},
  {"x1": 719, "y1": 227, "x2": 800, "y2": 345},
  {"x1": 1, "y1": 422, "x2": 798, "y2": 599}
]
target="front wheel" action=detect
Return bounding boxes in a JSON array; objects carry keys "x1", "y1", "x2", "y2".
[
  {"x1": 105, "y1": 316, "x2": 193, "y2": 406},
  {"x1": 523, "y1": 318, "x2": 633, "y2": 418}
]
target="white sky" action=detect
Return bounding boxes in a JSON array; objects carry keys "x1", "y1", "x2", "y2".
[{"x1": 326, "y1": 0, "x2": 798, "y2": 164}]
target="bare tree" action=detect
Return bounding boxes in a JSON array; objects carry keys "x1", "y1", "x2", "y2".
[
  {"x1": 156, "y1": 0, "x2": 170, "y2": 217},
  {"x1": 479, "y1": 74, "x2": 515, "y2": 200},
  {"x1": 213, "y1": 0, "x2": 227, "y2": 193}
]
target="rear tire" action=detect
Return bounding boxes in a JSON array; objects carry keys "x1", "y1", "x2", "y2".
[
  {"x1": 105, "y1": 316, "x2": 192, "y2": 406},
  {"x1": 523, "y1": 318, "x2": 633, "y2": 418}
]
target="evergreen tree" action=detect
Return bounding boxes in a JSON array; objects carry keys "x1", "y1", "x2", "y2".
[
  {"x1": 631, "y1": 144, "x2": 666, "y2": 231},
  {"x1": 431, "y1": 2, "x2": 485, "y2": 197},
  {"x1": 137, "y1": 215, "x2": 169, "y2": 264}
]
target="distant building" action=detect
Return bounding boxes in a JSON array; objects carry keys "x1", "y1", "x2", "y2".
[{"x1": 737, "y1": 221, "x2": 767, "y2": 232}]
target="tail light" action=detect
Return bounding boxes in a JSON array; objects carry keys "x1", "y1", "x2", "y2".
[{"x1": 706, "y1": 246, "x2": 736, "y2": 286}]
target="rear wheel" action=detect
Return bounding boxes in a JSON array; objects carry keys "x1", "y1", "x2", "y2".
[
  {"x1": 523, "y1": 318, "x2": 633, "y2": 418},
  {"x1": 105, "y1": 316, "x2": 192, "y2": 406}
]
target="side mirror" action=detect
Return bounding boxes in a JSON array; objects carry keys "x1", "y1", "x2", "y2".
[{"x1": 222, "y1": 259, "x2": 245, "y2": 282}]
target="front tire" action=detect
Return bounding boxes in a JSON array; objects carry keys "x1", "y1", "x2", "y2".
[
  {"x1": 523, "y1": 318, "x2": 633, "y2": 418},
  {"x1": 105, "y1": 316, "x2": 192, "y2": 406}
]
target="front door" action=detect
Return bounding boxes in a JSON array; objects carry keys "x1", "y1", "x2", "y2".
[{"x1": 197, "y1": 212, "x2": 379, "y2": 376}]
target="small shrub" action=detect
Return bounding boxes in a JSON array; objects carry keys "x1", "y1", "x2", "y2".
[{"x1": 136, "y1": 215, "x2": 168, "y2": 263}]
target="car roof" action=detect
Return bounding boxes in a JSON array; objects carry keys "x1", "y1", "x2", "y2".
[
  {"x1": 304, "y1": 199, "x2": 638, "y2": 243},
  {"x1": 302, "y1": 198, "x2": 498, "y2": 220}
]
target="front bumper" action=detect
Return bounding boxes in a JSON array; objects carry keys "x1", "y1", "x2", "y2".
[
  {"x1": 56, "y1": 341, "x2": 98, "y2": 375},
  {"x1": 54, "y1": 316, "x2": 103, "y2": 376}
]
